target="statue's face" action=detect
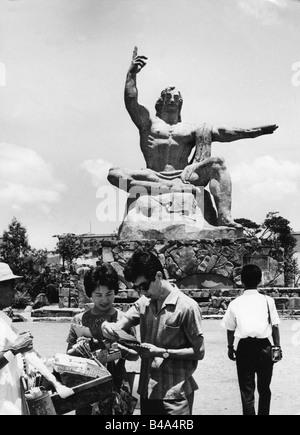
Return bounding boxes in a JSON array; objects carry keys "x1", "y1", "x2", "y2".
[
  {"x1": 155, "y1": 86, "x2": 183, "y2": 121},
  {"x1": 161, "y1": 88, "x2": 181, "y2": 112}
]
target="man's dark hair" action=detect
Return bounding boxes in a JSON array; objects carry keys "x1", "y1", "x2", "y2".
[
  {"x1": 241, "y1": 264, "x2": 262, "y2": 289},
  {"x1": 84, "y1": 263, "x2": 119, "y2": 298},
  {"x1": 124, "y1": 247, "x2": 166, "y2": 283},
  {"x1": 155, "y1": 86, "x2": 183, "y2": 121}
]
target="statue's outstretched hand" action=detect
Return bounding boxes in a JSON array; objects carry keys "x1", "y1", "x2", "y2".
[
  {"x1": 260, "y1": 124, "x2": 278, "y2": 135},
  {"x1": 129, "y1": 46, "x2": 148, "y2": 74}
]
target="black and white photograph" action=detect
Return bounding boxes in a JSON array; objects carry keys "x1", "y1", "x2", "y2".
[{"x1": 0, "y1": 0, "x2": 300, "y2": 418}]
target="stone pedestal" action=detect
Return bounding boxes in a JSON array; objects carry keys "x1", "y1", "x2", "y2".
[{"x1": 118, "y1": 190, "x2": 242, "y2": 240}]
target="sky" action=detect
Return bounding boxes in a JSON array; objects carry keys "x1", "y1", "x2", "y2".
[{"x1": 1, "y1": 0, "x2": 300, "y2": 250}]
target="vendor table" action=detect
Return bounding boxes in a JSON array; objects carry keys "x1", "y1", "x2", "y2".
[
  {"x1": 22, "y1": 371, "x2": 113, "y2": 415},
  {"x1": 52, "y1": 375, "x2": 113, "y2": 415}
]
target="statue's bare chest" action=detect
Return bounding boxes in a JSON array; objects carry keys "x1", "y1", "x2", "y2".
[{"x1": 150, "y1": 120, "x2": 194, "y2": 145}]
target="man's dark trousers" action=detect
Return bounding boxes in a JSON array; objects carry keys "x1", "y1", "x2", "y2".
[{"x1": 236, "y1": 338, "x2": 274, "y2": 415}]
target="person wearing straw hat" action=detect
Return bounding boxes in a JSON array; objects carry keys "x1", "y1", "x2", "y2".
[{"x1": 0, "y1": 262, "x2": 33, "y2": 415}]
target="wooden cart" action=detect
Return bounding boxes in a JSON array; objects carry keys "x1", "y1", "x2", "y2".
[
  {"x1": 21, "y1": 371, "x2": 113, "y2": 415},
  {"x1": 51, "y1": 374, "x2": 113, "y2": 415}
]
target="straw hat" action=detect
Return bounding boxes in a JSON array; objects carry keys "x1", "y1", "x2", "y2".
[{"x1": 0, "y1": 262, "x2": 22, "y2": 283}]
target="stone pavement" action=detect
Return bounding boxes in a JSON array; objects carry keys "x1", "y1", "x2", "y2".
[{"x1": 16, "y1": 319, "x2": 300, "y2": 415}]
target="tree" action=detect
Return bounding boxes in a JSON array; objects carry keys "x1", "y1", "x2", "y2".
[
  {"x1": 0, "y1": 218, "x2": 60, "y2": 304},
  {"x1": 235, "y1": 212, "x2": 298, "y2": 287},
  {"x1": 235, "y1": 218, "x2": 261, "y2": 238},
  {"x1": 291, "y1": 258, "x2": 300, "y2": 287},
  {"x1": 55, "y1": 233, "x2": 86, "y2": 271},
  {"x1": 261, "y1": 212, "x2": 297, "y2": 287},
  {"x1": 0, "y1": 217, "x2": 31, "y2": 273},
  {"x1": 261, "y1": 212, "x2": 292, "y2": 240}
]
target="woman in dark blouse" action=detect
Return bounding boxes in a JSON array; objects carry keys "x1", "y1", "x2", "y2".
[{"x1": 66, "y1": 263, "x2": 138, "y2": 415}]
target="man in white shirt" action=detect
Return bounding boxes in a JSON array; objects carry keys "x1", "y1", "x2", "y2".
[
  {"x1": 0, "y1": 263, "x2": 33, "y2": 415},
  {"x1": 221, "y1": 264, "x2": 281, "y2": 415}
]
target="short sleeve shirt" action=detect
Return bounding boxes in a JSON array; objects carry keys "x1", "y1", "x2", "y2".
[
  {"x1": 124, "y1": 287, "x2": 204, "y2": 400},
  {"x1": 0, "y1": 311, "x2": 23, "y2": 415},
  {"x1": 221, "y1": 290, "x2": 280, "y2": 339},
  {"x1": 66, "y1": 308, "x2": 134, "y2": 393},
  {"x1": 67, "y1": 309, "x2": 124, "y2": 347}
]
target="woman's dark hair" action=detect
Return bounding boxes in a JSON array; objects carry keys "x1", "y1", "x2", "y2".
[
  {"x1": 84, "y1": 263, "x2": 119, "y2": 298},
  {"x1": 241, "y1": 264, "x2": 262, "y2": 289},
  {"x1": 124, "y1": 247, "x2": 166, "y2": 283}
]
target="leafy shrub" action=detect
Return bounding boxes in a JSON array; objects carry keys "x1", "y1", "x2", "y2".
[{"x1": 12, "y1": 291, "x2": 32, "y2": 309}]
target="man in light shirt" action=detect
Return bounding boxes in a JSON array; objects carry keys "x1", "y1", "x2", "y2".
[
  {"x1": 221, "y1": 264, "x2": 281, "y2": 415},
  {"x1": 102, "y1": 247, "x2": 205, "y2": 415},
  {"x1": 0, "y1": 263, "x2": 33, "y2": 415}
]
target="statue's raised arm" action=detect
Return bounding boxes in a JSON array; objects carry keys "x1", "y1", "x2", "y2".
[{"x1": 124, "y1": 46, "x2": 150, "y2": 129}]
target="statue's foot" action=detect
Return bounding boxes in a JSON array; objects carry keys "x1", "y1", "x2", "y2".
[{"x1": 218, "y1": 215, "x2": 243, "y2": 229}]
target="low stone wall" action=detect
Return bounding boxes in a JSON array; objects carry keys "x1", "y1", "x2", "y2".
[
  {"x1": 188, "y1": 287, "x2": 300, "y2": 316},
  {"x1": 113, "y1": 287, "x2": 300, "y2": 317},
  {"x1": 261, "y1": 288, "x2": 300, "y2": 316},
  {"x1": 31, "y1": 237, "x2": 296, "y2": 319},
  {"x1": 97, "y1": 237, "x2": 284, "y2": 288},
  {"x1": 88, "y1": 236, "x2": 299, "y2": 316},
  {"x1": 30, "y1": 288, "x2": 300, "y2": 319}
]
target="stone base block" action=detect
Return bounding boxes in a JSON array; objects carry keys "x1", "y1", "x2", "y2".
[
  {"x1": 119, "y1": 220, "x2": 243, "y2": 240},
  {"x1": 119, "y1": 191, "x2": 242, "y2": 240}
]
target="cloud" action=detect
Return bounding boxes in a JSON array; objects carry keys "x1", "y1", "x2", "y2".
[
  {"x1": 0, "y1": 143, "x2": 66, "y2": 213},
  {"x1": 232, "y1": 155, "x2": 300, "y2": 196},
  {"x1": 237, "y1": 0, "x2": 287, "y2": 25},
  {"x1": 81, "y1": 159, "x2": 113, "y2": 187},
  {"x1": 267, "y1": 0, "x2": 287, "y2": 7},
  {"x1": 231, "y1": 155, "x2": 300, "y2": 222}
]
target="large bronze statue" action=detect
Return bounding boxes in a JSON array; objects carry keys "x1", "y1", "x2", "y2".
[{"x1": 108, "y1": 47, "x2": 278, "y2": 229}]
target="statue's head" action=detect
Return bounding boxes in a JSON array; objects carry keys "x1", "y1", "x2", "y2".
[{"x1": 155, "y1": 86, "x2": 183, "y2": 121}]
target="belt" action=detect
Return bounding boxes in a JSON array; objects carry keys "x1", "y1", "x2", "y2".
[{"x1": 242, "y1": 337, "x2": 269, "y2": 341}]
